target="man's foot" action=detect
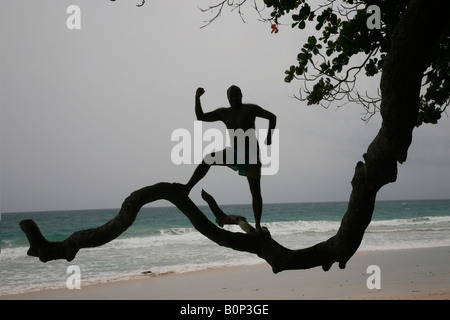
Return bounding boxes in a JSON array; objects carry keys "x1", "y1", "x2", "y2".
[
  {"x1": 254, "y1": 224, "x2": 269, "y2": 234},
  {"x1": 255, "y1": 224, "x2": 264, "y2": 232}
]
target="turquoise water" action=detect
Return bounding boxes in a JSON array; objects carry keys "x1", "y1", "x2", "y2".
[{"x1": 1, "y1": 199, "x2": 450, "y2": 295}]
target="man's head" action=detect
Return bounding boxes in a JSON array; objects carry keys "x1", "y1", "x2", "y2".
[{"x1": 227, "y1": 85, "x2": 243, "y2": 108}]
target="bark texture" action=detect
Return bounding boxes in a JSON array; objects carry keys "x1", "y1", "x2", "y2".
[{"x1": 20, "y1": 0, "x2": 449, "y2": 272}]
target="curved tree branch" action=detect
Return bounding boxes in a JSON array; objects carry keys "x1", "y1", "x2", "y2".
[
  {"x1": 20, "y1": 0, "x2": 449, "y2": 273},
  {"x1": 201, "y1": 189, "x2": 256, "y2": 233}
]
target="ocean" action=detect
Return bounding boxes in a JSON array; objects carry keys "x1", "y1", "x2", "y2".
[{"x1": 1, "y1": 199, "x2": 450, "y2": 296}]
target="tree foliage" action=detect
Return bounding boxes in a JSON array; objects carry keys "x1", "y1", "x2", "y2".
[{"x1": 203, "y1": 0, "x2": 449, "y2": 124}]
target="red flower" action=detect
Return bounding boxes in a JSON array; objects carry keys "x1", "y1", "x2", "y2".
[{"x1": 271, "y1": 24, "x2": 279, "y2": 34}]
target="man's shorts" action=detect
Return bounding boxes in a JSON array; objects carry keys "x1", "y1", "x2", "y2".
[{"x1": 204, "y1": 146, "x2": 262, "y2": 179}]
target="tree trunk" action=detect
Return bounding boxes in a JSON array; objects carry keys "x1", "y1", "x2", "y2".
[{"x1": 20, "y1": 0, "x2": 450, "y2": 272}]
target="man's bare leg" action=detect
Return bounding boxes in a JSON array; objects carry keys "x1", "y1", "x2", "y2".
[
  {"x1": 247, "y1": 177, "x2": 263, "y2": 232},
  {"x1": 183, "y1": 161, "x2": 210, "y2": 195}
]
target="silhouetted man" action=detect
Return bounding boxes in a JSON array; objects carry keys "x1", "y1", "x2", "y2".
[{"x1": 182, "y1": 85, "x2": 276, "y2": 232}]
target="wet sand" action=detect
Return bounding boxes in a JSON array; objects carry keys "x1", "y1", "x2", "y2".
[{"x1": 1, "y1": 246, "x2": 449, "y2": 300}]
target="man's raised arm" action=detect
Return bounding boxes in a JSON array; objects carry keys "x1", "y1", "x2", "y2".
[{"x1": 195, "y1": 87, "x2": 223, "y2": 122}]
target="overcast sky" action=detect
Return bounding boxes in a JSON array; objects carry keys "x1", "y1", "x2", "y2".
[{"x1": 1, "y1": 0, "x2": 449, "y2": 213}]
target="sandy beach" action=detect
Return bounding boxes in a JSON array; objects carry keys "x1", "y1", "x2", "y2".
[{"x1": 1, "y1": 246, "x2": 449, "y2": 300}]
